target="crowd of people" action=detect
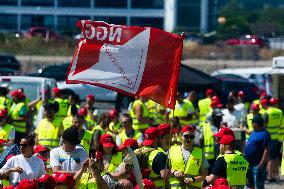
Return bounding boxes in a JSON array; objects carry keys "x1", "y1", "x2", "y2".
[{"x1": 0, "y1": 85, "x2": 283, "y2": 189}]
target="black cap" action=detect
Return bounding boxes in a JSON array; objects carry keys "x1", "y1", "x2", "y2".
[
  {"x1": 252, "y1": 114, "x2": 264, "y2": 125},
  {"x1": 212, "y1": 108, "x2": 223, "y2": 117},
  {"x1": 62, "y1": 127, "x2": 81, "y2": 146}
]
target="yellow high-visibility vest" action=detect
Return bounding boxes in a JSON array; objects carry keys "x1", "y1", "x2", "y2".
[
  {"x1": 37, "y1": 119, "x2": 61, "y2": 149},
  {"x1": 265, "y1": 107, "x2": 283, "y2": 140},
  {"x1": 224, "y1": 153, "x2": 248, "y2": 186},
  {"x1": 169, "y1": 145, "x2": 203, "y2": 188},
  {"x1": 130, "y1": 100, "x2": 149, "y2": 130},
  {"x1": 203, "y1": 123, "x2": 215, "y2": 160},
  {"x1": 9, "y1": 102, "x2": 26, "y2": 133}
]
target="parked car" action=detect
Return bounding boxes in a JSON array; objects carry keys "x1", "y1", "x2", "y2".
[
  {"x1": 24, "y1": 27, "x2": 62, "y2": 40},
  {"x1": 212, "y1": 67, "x2": 272, "y2": 95},
  {"x1": 224, "y1": 35, "x2": 265, "y2": 47},
  {"x1": 0, "y1": 54, "x2": 21, "y2": 75},
  {"x1": 0, "y1": 76, "x2": 57, "y2": 101},
  {"x1": 27, "y1": 63, "x2": 69, "y2": 81}
]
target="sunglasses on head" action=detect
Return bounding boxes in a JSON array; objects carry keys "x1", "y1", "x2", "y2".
[{"x1": 183, "y1": 135, "x2": 195, "y2": 139}]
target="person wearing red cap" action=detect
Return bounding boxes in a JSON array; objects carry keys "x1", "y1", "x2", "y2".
[
  {"x1": 84, "y1": 94, "x2": 99, "y2": 126},
  {"x1": 200, "y1": 108, "x2": 223, "y2": 173},
  {"x1": 99, "y1": 134, "x2": 123, "y2": 173},
  {"x1": 9, "y1": 90, "x2": 27, "y2": 144},
  {"x1": 55, "y1": 173, "x2": 76, "y2": 189},
  {"x1": 108, "y1": 109, "x2": 121, "y2": 134},
  {"x1": 245, "y1": 103, "x2": 261, "y2": 139},
  {"x1": 37, "y1": 174, "x2": 56, "y2": 189},
  {"x1": 51, "y1": 87, "x2": 69, "y2": 126},
  {"x1": 138, "y1": 127, "x2": 170, "y2": 188},
  {"x1": 0, "y1": 137, "x2": 46, "y2": 186},
  {"x1": 169, "y1": 125, "x2": 209, "y2": 188},
  {"x1": 130, "y1": 96, "x2": 153, "y2": 132},
  {"x1": 206, "y1": 135, "x2": 248, "y2": 188},
  {"x1": 170, "y1": 91, "x2": 197, "y2": 128},
  {"x1": 261, "y1": 97, "x2": 283, "y2": 183},
  {"x1": 0, "y1": 86, "x2": 12, "y2": 111},
  {"x1": 0, "y1": 109, "x2": 15, "y2": 154},
  {"x1": 234, "y1": 91, "x2": 249, "y2": 119},
  {"x1": 198, "y1": 89, "x2": 215, "y2": 126},
  {"x1": 157, "y1": 124, "x2": 171, "y2": 152},
  {"x1": 116, "y1": 114, "x2": 143, "y2": 146},
  {"x1": 16, "y1": 179, "x2": 38, "y2": 189},
  {"x1": 35, "y1": 103, "x2": 63, "y2": 149}
]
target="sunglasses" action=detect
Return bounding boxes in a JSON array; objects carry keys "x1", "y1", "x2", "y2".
[
  {"x1": 183, "y1": 135, "x2": 195, "y2": 139},
  {"x1": 19, "y1": 144, "x2": 31, "y2": 148}
]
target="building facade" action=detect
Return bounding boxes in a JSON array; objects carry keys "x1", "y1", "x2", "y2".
[{"x1": 0, "y1": 0, "x2": 220, "y2": 34}]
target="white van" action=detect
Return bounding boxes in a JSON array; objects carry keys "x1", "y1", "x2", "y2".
[
  {"x1": 0, "y1": 76, "x2": 57, "y2": 101},
  {"x1": 211, "y1": 67, "x2": 273, "y2": 95}
]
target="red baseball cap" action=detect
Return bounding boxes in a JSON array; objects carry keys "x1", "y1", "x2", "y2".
[
  {"x1": 10, "y1": 90, "x2": 24, "y2": 99},
  {"x1": 206, "y1": 89, "x2": 214, "y2": 96},
  {"x1": 251, "y1": 103, "x2": 260, "y2": 110},
  {"x1": 0, "y1": 109, "x2": 8, "y2": 117},
  {"x1": 260, "y1": 92, "x2": 267, "y2": 97},
  {"x1": 213, "y1": 127, "x2": 234, "y2": 138},
  {"x1": 212, "y1": 96, "x2": 220, "y2": 102},
  {"x1": 34, "y1": 145, "x2": 49, "y2": 154},
  {"x1": 52, "y1": 87, "x2": 60, "y2": 94},
  {"x1": 238, "y1": 91, "x2": 245, "y2": 97},
  {"x1": 143, "y1": 127, "x2": 159, "y2": 146},
  {"x1": 181, "y1": 125, "x2": 195, "y2": 134},
  {"x1": 0, "y1": 139, "x2": 7, "y2": 145},
  {"x1": 100, "y1": 134, "x2": 115, "y2": 148},
  {"x1": 270, "y1": 98, "x2": 279, "y2": 105},
  {"x1": 260, "y1": 98, "x2": 268, "y2": 106},
  {"x1": 38, "y1": 174, "x2": 56, "y2": 189},
  {"x1": 219, "y1": 135, "x2": 235, "y2": 145},
  {"x1": 211, "y1": 100, "x2": 219, "y2": 108},
  {"x1": 203, "y1": 186, "x2": 216, "y2": 189},
  {"x1": 57, "y1": 173, "x2": 76, "y2": 188},
  {"x1": 118, "y1": 138, "x2": 138, "y2": 150},
  {"x1": 51, "y1": 172, "x2": 61, "y2": 181},
  {"x1": 158, "y1": 124, "x2": 171, "y2": 136},
  {"x1": 135, "y1": 179, "x2": 156, "y2": 189},
  {"x1": 16, "y1": 179, "x2": 38, "y2": 189},
  {"x1": 78, "y1": 107, "x2": 87, "y2": 116},
  {"x1": 214, "y1": 177, "x2": 228, "y2": 187},
  {"x1": 109, "y1": 109, "x2": 119, "y2": 119},
  {"x1": 171, "y1": 128, "x2": 179, "y2": 134},
  {"x1": 86, "y1": 94, "x2": 95, "y2": 101}
]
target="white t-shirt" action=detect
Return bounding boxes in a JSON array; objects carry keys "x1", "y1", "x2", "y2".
[
  {"x1": 0, "y1": 154, "x2": 46, "y2": 185},
  {"x1": 222, "y1": 109, "x2": 244, "y2": 128},
  {"x1": 50, "y1": 146, "x2": 87, "y2": 172}
]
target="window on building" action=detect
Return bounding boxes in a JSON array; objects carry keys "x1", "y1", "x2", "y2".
[
  {"x1": 177, "y1": 1, "x2": 200, "y2": 32},
  {"x1": 22, "y1": 0, "x2": 54, "y2": 6},
  {"x1": 0, "y1": 14, "x2": 17, "y2": 29},
  {"x1": 21, "y1": 15, "x2": 54, "y2": 30},
  {"x1": 130, "y1": 17, "x2": 163, "y2": 29},
  {"x1": 95, "y1": 0, "x2": 127, "y2": 8},
  {"x1": 58, "y1": 16, "x2": 90, "y2": 35},
  {"x1": 58, "y1": 0, "x2": 90, "y2": 7},
  {"x1": 131, "y1": 0, "x2": 163, "y2": 9},
  {"x1": 94, "y1": 16, "x2": 126, "y2": 25},
  {"x1": 0, "y1": 0, "x2": 17, "y2": 5}
]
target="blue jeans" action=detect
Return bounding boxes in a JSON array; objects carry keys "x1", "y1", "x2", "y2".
[{"x1": 247, "y1": 165, "x2": 266, "y2": 189}]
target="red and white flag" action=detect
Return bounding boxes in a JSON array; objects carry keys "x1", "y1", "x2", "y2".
[{"x1": 66, "y1": 20, "x2": 183, "y2": 109}]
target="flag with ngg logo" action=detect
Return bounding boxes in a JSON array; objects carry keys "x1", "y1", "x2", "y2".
[{"x1": 66, "y1": 20, "x2": 183, "y2": 109}]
